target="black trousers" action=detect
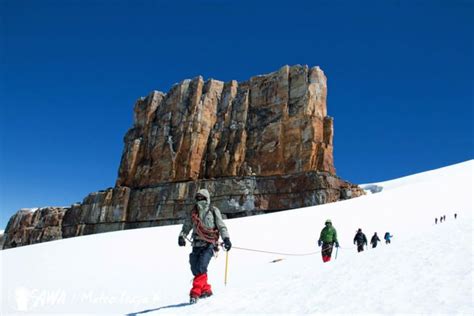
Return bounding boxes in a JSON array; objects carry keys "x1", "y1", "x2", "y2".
[
  {"x1": 357, "y1": 244, "x2": 364, "y2": 252},
  {"x1": 322, "y1": 242, "x2": 334, "y2": 257},
  {"x1": 189, "y1": 244, "x2": 214, "y2": 276}
]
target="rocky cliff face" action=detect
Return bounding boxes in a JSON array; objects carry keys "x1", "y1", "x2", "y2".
[
  {"x1": 2, "y1": 65, "x2": 364, "y2": 250},
  {"x1": 117, "y1": 65, "x2": 334, "y2": 188},
  {"x1": 2, "y1": 208, "x2": 66, "y2": 248}
]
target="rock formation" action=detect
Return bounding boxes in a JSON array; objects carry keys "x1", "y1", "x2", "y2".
[
  {"x1": 2, "y1": 65, "x2": 364, "y2": 250},
  {"x1": 117, "y1": 65, "x2": 334, "y2": 187},
  {"x1": 3, "y1": 208, "x2": 66, "y2": 248}
]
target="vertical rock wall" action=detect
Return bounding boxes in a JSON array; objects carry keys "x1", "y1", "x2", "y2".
[{"x1": 116, "y1": 65, "x2": 335, "y2": 188}]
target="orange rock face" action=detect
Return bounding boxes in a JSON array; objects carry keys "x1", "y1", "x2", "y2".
[{"x1": 116, "y1": 65, "x2": 335, "y2": 188}]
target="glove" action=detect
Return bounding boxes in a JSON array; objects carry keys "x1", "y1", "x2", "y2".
[
  {"x1": 318, "y1": 240, "x2": 322, "y2": 247},
  {"x1": 335, "y1": 241, "x2": 340, "y2": 248},
  {"x1": 178, "y1": 236, "x2": 186, "y2": 247},
  {"x1": 223, "y1": 237, "x2": 232, "y2": 251}
]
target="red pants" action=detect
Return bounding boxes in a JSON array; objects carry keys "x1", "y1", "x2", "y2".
[
  {"x1": 190, "y1": 273, "x2": 212, "y2": 298},
  {"x1": 321, "y1": 242, "x2": 334, "y2": 262}
]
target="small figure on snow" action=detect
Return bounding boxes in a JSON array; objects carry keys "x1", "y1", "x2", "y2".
[
  {"x1": 178, "y1": 189, "x2": 232, "y2": 304},
  {"x1": 435, "y1": 218, "x2": 438, "y2": 224},
  {"x1": 439, "y1": 216, "x2": 443, "y2": 223},
  {"x1": 317, "y1": 219, "x2": 339, "y2": 262},
  {"x1": 353, "y1": 228, "x2": 367, "y2": 252},
  {"x1": 454, "y1": 213, "x2": 457, "y2": 219},
  {"x1": 384, "y1": 232, "x2": 393, "y2": 244},
  {"x1": 370, "y1": 232, "x2": 381, "y2": 248}
]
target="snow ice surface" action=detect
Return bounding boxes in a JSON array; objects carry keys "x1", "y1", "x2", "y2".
[{"x1": 1, "y1": 160, "x2": 472, "y2": 315}]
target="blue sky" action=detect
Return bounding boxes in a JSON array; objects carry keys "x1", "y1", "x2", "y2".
[{"x1": 1, "y1": 0, "x2": 472, "y2": 229}]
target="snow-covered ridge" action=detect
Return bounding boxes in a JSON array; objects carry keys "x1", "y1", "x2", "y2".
[
  {"x1": 361, "y1": 159, "x2": 473, "y2": 193},
  {"x1": 1, "y1": 160, "x2": 472, "y2": 314}
]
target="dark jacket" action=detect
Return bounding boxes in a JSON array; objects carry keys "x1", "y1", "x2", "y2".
[
  {"x1": 370, "y1": 234, "x2": 381, "y2": 245},
  {"x1": 353, "y1": 232, "x2": 367, "y2": 245}
]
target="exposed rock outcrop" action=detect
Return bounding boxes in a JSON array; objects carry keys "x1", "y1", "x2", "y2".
[
  {"x1": 2, "y1": 65, "x2": 364, "y2": 250},
  {"x1": 2, "y1": 208, "x2": 66, "y2": 248},
  {"x1": 116, "y1": 65, "x2": 335, "y2": 187}
]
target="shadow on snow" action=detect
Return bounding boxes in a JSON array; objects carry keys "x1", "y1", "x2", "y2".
[{"x1": 125, "y1": 302, "x2": 190, "y2": 316}]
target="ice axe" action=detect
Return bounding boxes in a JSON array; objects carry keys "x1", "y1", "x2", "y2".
[
  {"x1": 224, "y1": 249, "x2": 229, "y2": 286},
  {"x1": 220, "y1": 241, "x2": 230, "y2": 286}
]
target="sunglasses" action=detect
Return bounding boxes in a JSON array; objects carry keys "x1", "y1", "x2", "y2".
[{"x1": 195, "y1": 196, "x2": 207, "y2": 201}]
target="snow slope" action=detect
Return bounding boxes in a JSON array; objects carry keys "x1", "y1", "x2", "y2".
[{"x1": 1, "y1": 161, "x2": 472, "y2": 315}]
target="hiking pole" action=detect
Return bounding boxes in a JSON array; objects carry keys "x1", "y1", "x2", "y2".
[
  {"x1": 224, "y1": 250, "x2": 229, "y2": 286},
  {"x1": 335, "y1": 246, "x2": 339, "y2": 260}
]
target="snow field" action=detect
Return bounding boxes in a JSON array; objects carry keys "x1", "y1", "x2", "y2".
[{"x1": 1, "y1": 160, "x2": 472, "y2": 315}]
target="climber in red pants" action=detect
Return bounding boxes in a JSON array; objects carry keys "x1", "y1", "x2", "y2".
[
  {"x1": 317, "y1": 219, "x2": 339, "y2": 262},
  {"x1": 178, "y1": 189, "x2": 232, "y2": 304}
]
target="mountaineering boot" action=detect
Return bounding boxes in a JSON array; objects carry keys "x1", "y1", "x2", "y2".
[
  {"x1": 189, "y1": 296, "x2": 199, "y2": 304},
  {"x1": 200, "y1": 291, "x2": 213, "y2": 299}
]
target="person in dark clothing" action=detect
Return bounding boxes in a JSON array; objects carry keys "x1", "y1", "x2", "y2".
[
  {"x1": 353, "y1": 228, "x2": 367, "y2": 252},
  {"x1": 454, "y1": 213, "x2": 457, "y2": 219},
  {"x1": 370, "y1": 232, "x2": 381, "y2": 248},
  {"x1": 317, "y1": 219, "x2": 339, "y2": 262},
  {"x1": 435, "y1": 218, "x2": 438, "y2": 224},
  {"x1": 439, "y1": 216, "x2": 443, "y2": 223},
  {"x1": 384, "y1": 232, "x2": 393, "y2": 244},
  {"x1": 179, "y1": 189, "x2": 232, "y2": 304}
]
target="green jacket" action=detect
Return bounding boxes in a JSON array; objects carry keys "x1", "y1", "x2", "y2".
[
  {"x1": 180, "y1": 189, "x2": 230, "y2": 246},
  {"x1": 319, "y1": 224, "x2": 338, "y2": 243}
]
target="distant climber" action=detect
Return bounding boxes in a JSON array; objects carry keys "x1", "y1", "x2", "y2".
[
  {"x1": 384, "y1": 232, "x2": 393, "y2": 244},
  {"x1": 178, "y1": 189, "x2": 232, "y2": 304},
  {"x1": 435, "y1": 218, "x2": 438, "y2": 224},
  {"x1": 318, "y1": 219, "x2": 339, "y2": 262},
  {"x1": 353, "y1": 228, "x2": 368, "y2": 252},
  {"x1": 370, "y1": 232, "x2": 381, "y2": 248},
  {"x1": 439, "y1": 216, "x2": 443, "y2": 223},
  {"x1": 454, "y1": 213, "x2": 457, "y2": 219}
]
